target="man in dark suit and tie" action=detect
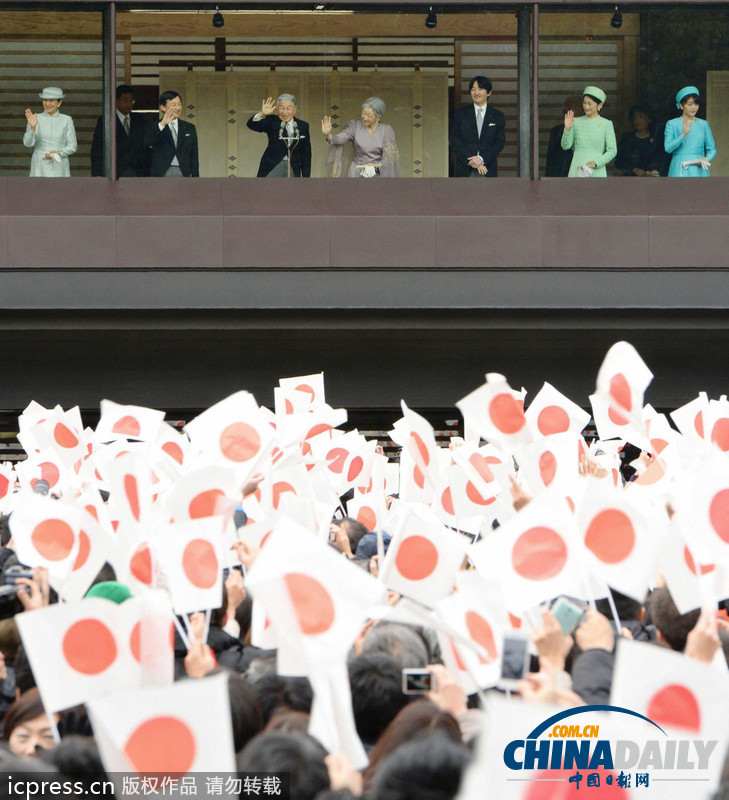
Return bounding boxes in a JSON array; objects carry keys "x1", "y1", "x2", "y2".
[
  {"x1": 145, "y1": 90, "x2": 199, "y2": 177},
  {"x1": 450, "y1": 76, "x2": 505, "y2": 177},
  {"x1": 246, "y1": 94, "x2": 311, "y2": 178},
  {"x1": 90, "y1": 85, "x2": 147, "y2": 177}
]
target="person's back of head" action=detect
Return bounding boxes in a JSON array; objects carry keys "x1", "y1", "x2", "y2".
[
  {"x1": 236, "y1": 732, "x2": 329, "y2": 800},
  {"x1": 368, "y1": 731, "x2": 470, "y2": 800},
  {"x1": 252, "y1": 672, "x2": 313, "y2": 725},
  {"x1": 647, "y1": 586, "x2": 700, "y2": 651},
  {"x1": 223, "y1": 671, "x2": 265, "y2": 753},
  {"x1": 349, "y1": 652, "x2": 411, "y2": 748},
  {"x1": 361, "y1": 622, "x2": 429, "y2": 669}
]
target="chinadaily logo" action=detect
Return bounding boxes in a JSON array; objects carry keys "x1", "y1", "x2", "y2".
[{"x1": 502, "y1": 704, "x2": 719, "y2": 793}]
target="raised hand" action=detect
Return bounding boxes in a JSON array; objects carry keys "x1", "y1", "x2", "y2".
[
  {"x1": 564, "y1": 109, "x2": 575, "y2": 131},
  {"x1": 321, "y1": 115, "x2": 333, "y2": 139},
  {"x1": 24, "y1": 108, "x2": 38, "y2": 131},
  {"x1": 261, "y1": 97, "x2": 276, "y2": 116}
]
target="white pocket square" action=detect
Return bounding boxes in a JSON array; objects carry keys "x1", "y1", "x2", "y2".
[{"x1": 488, "y1": 122, "x2": 496, "y2": 126}]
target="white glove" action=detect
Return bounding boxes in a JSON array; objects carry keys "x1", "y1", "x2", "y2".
[
  {"x1": 361, "y1": 165, "x2": 376, "y2": 178},
  {"x1": 51, "y1": 152, "x2": 62, "y2": 163},
  {"x1": 699, "y1": 158, "x2": 711, "y2": 170}
]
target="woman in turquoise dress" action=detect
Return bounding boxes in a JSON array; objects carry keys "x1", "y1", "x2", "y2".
[
  {"x1": 560, "y1": 85, "x2": 617, "y2": 177},
  {"x1": 664, "y1": 86, "x2": 716, "y2": 178}
]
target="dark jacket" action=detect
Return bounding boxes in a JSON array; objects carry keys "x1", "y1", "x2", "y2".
[
  {"x1": 246, "y1": 114, "x2": 312, "y2": 178},
  {"x1": 145, "y1": 119, "x2": 199, "y2": 177},
  {"x1": 173, "y1": 625, "x2": 261, "y2": 679},
  {"x1": 90, "y1": 113, "x2": 148, "y2": 177},
  {"x1": 450, "y1": 104, "x2": 506, "y2": 177}
]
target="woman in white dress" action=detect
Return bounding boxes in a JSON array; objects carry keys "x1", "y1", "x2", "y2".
[
  {"x1": 23, "y1": 87, "x2": 77, "y2": 177},
  {"x1": 322, "y1": 97, "x2": 399, "y2": 177}
]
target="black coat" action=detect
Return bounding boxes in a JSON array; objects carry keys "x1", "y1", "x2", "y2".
[
  {"x1": 90, "y1": 113, "x2": 148, "y2": 177},
  {"x1": 450, "y1": 104, "x2": 506, "y2": 177},
  {"x1": 246, "y1": 114, "x2": 312, "y2": 177},
  {"x1": 145, "y1": 119, "x2": 199, "y2": 177}
]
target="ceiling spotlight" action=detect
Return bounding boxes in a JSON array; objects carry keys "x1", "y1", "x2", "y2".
[
  {"x1": 610, "y1": 6, "x2": 623, "y2": 28},
  {"x1": 212, "y1": 6, "x2": 224, "y2": 28},
  {"x1": 425, "y1": 6, "x2": 437, "y2": 29}
]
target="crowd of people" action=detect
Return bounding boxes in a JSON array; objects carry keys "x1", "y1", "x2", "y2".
[
  {"x1": 0, "y1": 348, "x2": 725, "y2": 799},
  {"x1": 24, "y1": 76, "x2": 717, "y2": 179}
]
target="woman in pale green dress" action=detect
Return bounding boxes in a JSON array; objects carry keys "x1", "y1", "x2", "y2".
[{"x1": 561, "y1": 85, "x2": 617, "y2": 177}]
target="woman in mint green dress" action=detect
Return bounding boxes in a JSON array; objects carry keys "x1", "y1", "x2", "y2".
[{"x1": 561, "y1": 86, "x2": 617, "y2": 177}]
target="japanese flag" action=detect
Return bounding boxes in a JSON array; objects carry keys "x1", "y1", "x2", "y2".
[
  {"x1": 379, "y1": 504, "x2": 468, "y2": 607},
  {"x1": 440, "y1": 463, "x2": 494, "y2": 533},
  {"x1": 151, "y1": 421, "x2": 190, "y2": 472},
  {"x1": 451, "y1": 442, "x2": 511, "y2": 500},
  {"x1": 60, "y1": 507, "x2": 116, "y2": 603},
  {"x1": 671, "y1": 393, "x2": 710, "y2": 447},
  {"x1": 399, "y1": 401, "x2": 443, "y2": 490},
  {"x1": 278, "y1": 372, "x2": 326, "y2": 414},
  {"x1": 312, "y1": 429, "x2": 376, "y2": 494},
  {"x1": 659, "y1": 518, "x2": 718, "y2": 615},
  {"x1": 705, "y1": 397, "x2": 729, "y2": 454},
  {"x1": 184, "y1": 391, "x2": 274, "y2": 481},
  {"x1": 245, "y1": 521, "x2": 382, "y2": 674},
  {"x1": 16, "y1": 597, "x2": 147, "y2": 712},
  {"x1": 596, "y1": 341, "x2": 653, "y2": 430},
  {"x1": 87, "y1": 672, "x2": 235, "y2": 775},
  {"x1": 514, "y1": 432, "x2": 582, "y2": 498},
  {"x1": 457, "y1": 374, "x2": 532, "y2": 451},
  {"x1": 612, "y1": 638, "x2": 729, "y2": 793},
  {"x1": 589, "y1": 393, "x2": 650, "y2": 451},
  {"x1": 576, "y1": 480, "x2": 665, "y2": 602},
  {"x1": 99, "y1": 448, "x2": 154, "y2": 528},
  {"x1": 346, "y1": 454, "x2": 388, "y2": 533},
  {"x1": 155, "y1": 519, "x2": 225, "y2": 614},
  {"x1": 468, "y1": 494, "x2": 587, "y2": 612},
  {"x1": 278, "y1": 404, "x2": 348, "y2": 450},
  {"x1": 18, "y1": 406, "x2": 86, "y2": 470},
  {"x1": 14, "y1": 449, "x2": 73, "y2": 495},
  {"x1": 163, "y1": 466, "x2": 238, "y2": 524},
  {"x1": 525, "y1": 382, "x2": 590, "y2": 438},
  {"x1": 95, "y1": 400, "x2": 165, "y2": 444}
]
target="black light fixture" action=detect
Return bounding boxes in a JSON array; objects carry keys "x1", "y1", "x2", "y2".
[
  {"x1": 610, "y1": 5, "x2": 623, "y2": 28},
  {"x1": 425, "y1": 6, "x2": 437, "y2": 29},
  {"x1": 212, "y1": 6, "x2": 224, "y2": 28}
]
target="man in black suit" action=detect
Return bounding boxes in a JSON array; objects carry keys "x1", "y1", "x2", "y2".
[
  {"x1": 246, "y1": 94, "x2": 311, "y2": 178},
  {"x1": 450, "y1": 76, "x2": 505, "y2": 177},
  {"x1": 90, "y1": 85, "x2": 147, "y2": 177},
  {"x1": 145, "y1": 90, "x2": 199, "y2": 177}
]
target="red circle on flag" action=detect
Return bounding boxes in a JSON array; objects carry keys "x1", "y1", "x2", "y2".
[
  {"x1": 85, "y1": 504, "x2": 99, "y2": 522},
  {"x1": 62, "y1": 619, "x2": 117, "y2": 675},
  {"x1": 449, "y1": 638, "x2": 467, "y2": 672},
  {"x1": 188, "y1": 489, "x2": 225, "y2": 520},
  {"x1": 683, "y1": 545, "x2": 715, "y2": 576},
  {"x1": 512, "y1": 527, "x2": 567, "y2": 580},
  {"x1": 468, "y1": 453, "x2": 495, "y2": 483},
  {"x1": 465, "y1": 611, "x2": 497, "y2": 663},
  {"x1": 131, "y1": 543, "x2": 153, "y2": 585},
  {"x1": 272, "y1": 481, "x2": 296, "y2": 509},
  {"x1": 219, "y1": 422, "x2": 261, "y2": 463},
  {"x1": 709, "y1": 489, "x2": 729, "y2": 544},
  {"x1": 284, "y1": 572, "x2": 336, "y2": 635},
  {"x1": 124, "y1": 717, "x2": 196, "y2": 774},
  {"x1": 441, "y1": 488, "x2": 455, "y2": 516},
  {"x1": 347, "y1": 456, "x2": 364, "y2": 482},
  {"x1": 36, "y1": 462, "x2": 60, "y2": 489},
  {"x1": 395, "y1": 535, "x2": 439, "y2": 581},
  {"x1": 466, "y1": 481, "x2": 493, "y2": 506},
  {"x1": 647, "y1": 684, "x2": 701, "y2": 733},
  {"x1": 72, "y1": 530, "x2": 91, "y2": 571},
  {"x1": 695, "y1": 410, "x2": 705, "y2": 438},
  {"x1": 537, "y1": 405, "x2": 570, "y2": 436},
  {"x1": 0, "y1": 474, "x2": 8, "y2": 499},
  {"x1": 31, "y1": 519, "x2": 75, "y2": 561},
  {"x1": 711, "y1": 418, "x2": 729, "y2": 451},
  {"x1": 584, "y1": 509, "x2": 635, "y2": 563},
  {"x1": 326, "y1": 448, "x2": 348, "y2": 474},
  {"x1": 413, "y1": 465, "x2": 426, "y2": 490},
  {"x1": 130, "y1": 620, "x2": 175, "y2": 663},
  {"x1": 410, "y1": 432, "x2": 430, "y2": 466},
  {"x1": 306, "y1": 423, "x2": 332, "y2": 440},
  {"x1": 54, "y1": 422, "x2": 79, "y2": 449},
  {"x1": 124, "y1": 474, "x2": 141, "y2": 522},
  {"x1": 538, "y1": 450, "x2": 557, "y2": 487},
  {"x1": 356, "y1": 506, "x2": 377, "y2": 532},
  {"x1": 182, "y1": 539, "x2": 218, "y2": 589},
  {"x1": 610, "y1": 372, "x2": 632, "y2": 411},
  {"x1": 162, "y1": 441, "x2": 185, "y2": 465},
  {"x1": 650, "y1": 438, "x2": 668, "y2": 455},
  {"x1": 489, "y1": 393, "x2": 526, "y2": 435},
  {"x1": 113, "y1": 415, "x2": 141, "y2": 437}
]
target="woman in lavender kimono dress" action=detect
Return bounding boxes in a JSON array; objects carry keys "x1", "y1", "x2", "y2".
[
  {"x1": 23, "y1": 87, "x2": 77, "y2": 177},
  {"x1": 322, "y1": 97, "x2": 399, "y2": 177}
]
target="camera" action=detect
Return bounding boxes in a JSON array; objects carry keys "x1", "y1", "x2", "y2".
[{"x1": 402, "y1": 668, "x2": 437, "y2": 694}]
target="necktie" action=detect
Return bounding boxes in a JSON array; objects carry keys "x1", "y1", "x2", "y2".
[
  {"x1": 170, "y1": 121, "x2": 178, "y2": 146},
  {"x1": 123, "y1": 116, "x2": 130, "y2": 136},
  {"x1": 476, "y1": 107, "x2": 484, "y2": 137}
]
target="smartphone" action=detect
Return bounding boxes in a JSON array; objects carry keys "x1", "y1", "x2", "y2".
[
  {"x1": 402, "y1": 668, "x2": 437, "y2": 694},
  {"x1": 498, "y1": 633, "x2": 529, "y2": 690},
  {"x1": 551, "y1": 596, "x2": 587, "y2": 636}
]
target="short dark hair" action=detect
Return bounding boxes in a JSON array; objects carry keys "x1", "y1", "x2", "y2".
[
  {"x1": 224, "y1": 671, "x2": 265, "y2": 753},
  {"x1": 349, "y1": 652, "x2": 411, "y2": 746},
  {"x1": 628, "y1": 104, "x2": 651, "y2": 121},
  {"x1": 680, "y1": 93, "x2": 699, "y2": 107},
  {"x1": 159, "y1": 90, "x2": 181, "y2": 107},
  {"x1": 252, "y1": 673, "x2": 313, "y2": 725},
  {"x1": 2, "y1": 688, "x2": 45, "y2": 742},
  {"x1": 469, "y1": 76, "x2": 492, "y2": 93},
  {"x1": 116, "y1": 84, "x2": 134, "y2": 100},
  {"x1": 647, "y1": 586, "x2": 700, "y2": 651},
  {"x1": 584, "y1": 93, "x2": 603, "y2": 105}
]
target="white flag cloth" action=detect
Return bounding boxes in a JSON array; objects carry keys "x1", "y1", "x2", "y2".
[
  {"x1": 457, "y1": 374, "x2": 532, "y2": 451},
  {"x1": 88, "y1": 672, "x2": 235, "y2": 775},
  {"x1": 95, "y1": 400, "x2": 165, "y2": 444},
  {"x1": 278, "y1": 372, "x2": 326, "y2": 413},
  {"x1": 514, "y1": 432, "x2": 582, "y2": 498},
  {"x1": 525, "y1": 382, "x2": 591, "y2": 438},
  {"x1": 163, "y1": 466, "x2": 239, "y2": 523},
  {"x1": 595, "y1": 341, "x2": 653, "y2": 430},
  {"x1": 17, "y1": 597, "x2": 150, "y2": 712},
  {"x1": 671, "y1": 392, "x2": 710, "y2": 447}
]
